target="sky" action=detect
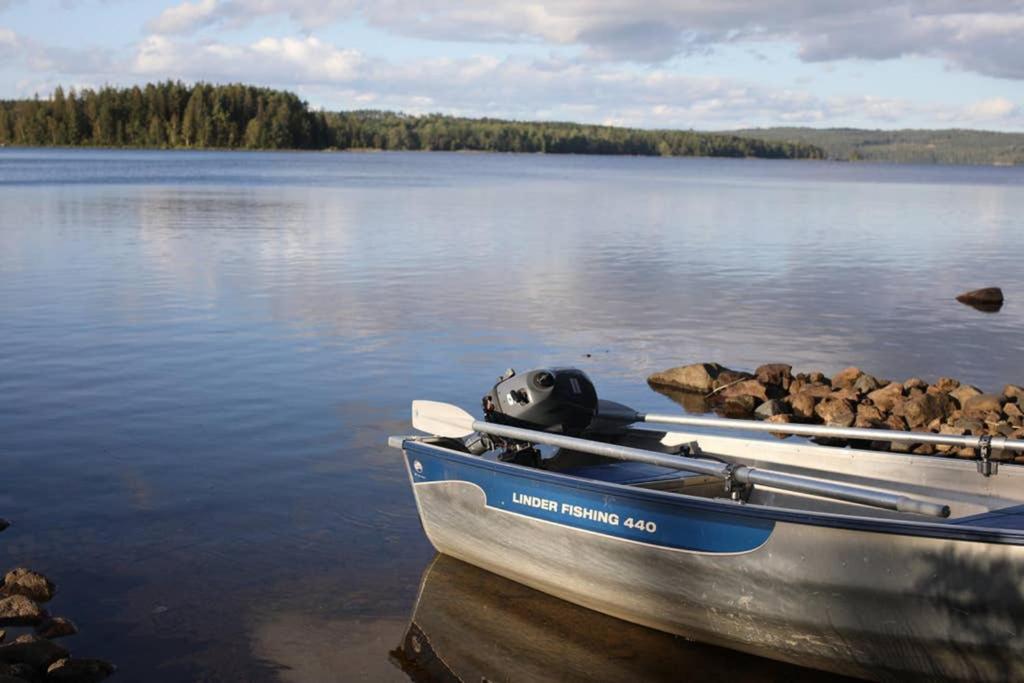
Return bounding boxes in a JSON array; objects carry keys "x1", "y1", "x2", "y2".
[{"x1": 1, "y1": 0, "x2": 1023, "y2": 130}]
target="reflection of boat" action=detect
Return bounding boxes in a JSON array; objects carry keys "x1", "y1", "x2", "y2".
[
  {"x1": 391, "y1": 554, "x2": 844, "y2": 683},
  {"x1": 391, "y1": 368, "x2": 1024, "y2": 681}
]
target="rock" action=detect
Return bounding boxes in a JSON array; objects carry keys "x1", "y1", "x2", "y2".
[
  {"x1": 956, "y1": 287, "x2": 1004, "y2": 306},
  {"x1": 0, "y1": 634, "x2": 68, "y2": 671},
  {"x1": 955, "y1": 447, "x2": 977, "y2": 458},
  {"x1": 46, "y1": 657, "x2": 116, "y2": 683},
  {"x1": 648, "y1": 363, "x2": 730, "y2": 394},
  {"x1": 950, "y1": 384, "x2": 982, "y2": 407},
  {"x1": 831, "y1": 367, "x2": 863, "y2": 389},
  {"x1": 926, "y1": 417, "x2": 943, "y2": 432},
  {"x1": 0, "y1": 595, "x2": 43, "y2": 626},
  {"x1": 953, "y1": 416, "x2": 985, "y2": 434},
  {"x1": 936, "y1": 424, "x2": 967, "y2": 453},
  {"x1": 1009, "y1": 414, "x2": 1023, "y2": 427},
  {"x1": 717, "y1": 379, "x2": 770, "y2": 401},
  {"x1": 35, "y1": 617, "x2": 77, "y2": 640},
  {"x1": 815, "y1": 397, "x2": 855, "y2": 427},
  {"x1": 895, "y1": 394, "x2": 949, "y2": 429},
  {"x1": 934, "y1": 377, "x2": 960, "y2": 392},
  {"x1": 1004, "y1": 384, "x2": 1024, "y2": 402},
  {"x1": 0, "y1": 661, "x2": 37, "y2": 682},
  {"x1": 720, "y1": 395, "x2": 757, "y2": 419},
  {"x1": 962, "y1": 394, "x2": 1004, "y2": 419},
  {"x1": 883, "y1": 414, "x2": 907, "y2": 432},
  {"x1": 867, "y1": 383, "x2": 904, "y2": 412},
  {"x1": 755, "y1": 363, "x2": 793, "y2": 390},
  {"x1": 765, "y1": 413, "x2": 793, "y2": 438},
  {"x1": 903, "y1": 377, "x2": 927, "y2": 391},
  {"x1": 857, "y1": 403, "x2": 884, "y2": 423},
  {"x1": 0, "y1": 520, "x2": 7, "y2": 534},
  {"x1": 754, "y1": 399, "x2": 787, "y2": 420},
  {"x1": 795, "y1": 383, "x2": 832, "y2": 399},
  {"x1": 788, "y1": 392, "x2": 819, "y2": 420},
  {"x1": 852, "y1": 374, "x2": 880, "y2": 395},
  {"x1": 3, "y1": 570, "x2": 55, "y2": 604},
  {"x1": 912, "y1": 443, "x2": 936, "y2": 455},
  {"x1": 808, "y1": 372, "x2": 829, "y2": 385},
  {"x1": 0, "y1": 631, "x2": 4, "y2": 644},
  {"x1": 713, "y1": 370, "x2": 754, "y2": 389},
  {"x1": 1004, "y1": 402, "x2": 1023, "y2": 418}
]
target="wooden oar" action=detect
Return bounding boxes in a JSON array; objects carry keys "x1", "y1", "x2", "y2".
[{"x1": 410, "y1": 401, "x2": 951, "y2": 518}]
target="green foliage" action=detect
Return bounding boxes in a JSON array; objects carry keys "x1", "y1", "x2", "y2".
[
  {"x1": 732, "y1": 127, "x2": 1024, "y2": 165},
  {"x1": 0, "y1": 81, "x2": 824, "y2": 160}
]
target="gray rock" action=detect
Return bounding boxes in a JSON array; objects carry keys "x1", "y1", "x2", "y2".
[
  {"x1": 2, "y1": 570, "x2": 55, "y2": 604},
  {"x1": 754, "y1": 399, "x2": 787, "y2": 419},
  {"x1": 0, "y1": 595, "x2": 43, "y2": 626},
  {"x1": 0, "y1": 634, "x2": 68, "y2": 670}
]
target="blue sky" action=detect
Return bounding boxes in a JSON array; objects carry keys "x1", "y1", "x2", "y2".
[{"x1": 1, "y1": 0, "x2": 1023, "y2": 130}]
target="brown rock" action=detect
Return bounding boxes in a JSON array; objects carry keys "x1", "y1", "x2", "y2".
[
  {"x1": 962, "y1": 393, "x2": 1004, "y2": 419},
  {"x1": 720, "y1": 395, "x2": 757, "y2": 419},
  {"x1": 853, "y1": 374, "x2": 880, "y2": 395},
  {"x1": 755, "y1": 363, "x2": 793, "y2": 390},
  {"x1": 950, "y1": 384, "x2": 982, "y2": 407},
  {"x1": 868, "y1": 383, "x2": 904, "y2": 412},
  {"x1": 717, "y1": 379, "x2": 770, "y2": 401},
  {"x1": 831, "y1": 367, "x2": 863, "y2": 389},
  {"x1": 35, "y1": 617, "x2": 77, "y2": 640},
  {"x1": 765, "y1": 413, "x2": 793, "y2": 438},
  {"x1": 1009, "y1": 414, "x2": 1023, "y2": 427},
  {"x1": 829, "y1": 388, "x2": 861, "y2": 402},
  {"x1": 815, "y1": 397, "x2": 855, "y2": 427},
  {"x1": 0, "y1": 634, "x2": 68, "y2": 670},
  {"x1": 0, "y1": 595, "x2": 42, "y2": 626},
  {"x1": 956, "y1": 287, "x2": 1003, "y2": 305},
  {"x1": 797, "y1": 383, "x2": 833, "y2": 399},
  {"x1": 713, "y1": 369, "x2": 754, "y2": 389},
  {"x1": 883, "y1": 414, "x2": 907, "y2": 431},
  {"x1": 904, "y1": 377, "x2": 927, "y2": 391},
  {"x1": 934, "y1": 377, "x2": 960, "y2": 392},
  {"x1": 936, "y1": 424, "x2": 967, "y2": 453},
  {"x1": 0, "y1": 630, "x2": 4, "y2": 644},
  {"x1": 857, "y1": 404, "x2": 884, "y2": 423},
  {"x1": 926, "y1": 417, "x2": 943, "y2": 432},
  {"x1": 1004, "y1": 384, "x2": 1024, "y2": 402},
  {"x1": 47, "y1": 657, "x2": 116, "y2": 682},
  {"x1": 954, "y1": 416, "x2": 985, "y2": 434},
  {"x1": 895, "y1": 394, "x2": 949, "y2": 429},
  {"x1": 956, "y1": 447, "x2": 977, "y2": 458},
  {"x1": 912, "y1": 443, "x2": 936, "y2": 455},
  {"x1": 788, "y1": 392, "x2": 818, "y2": 419},
  {"x1": 648, "y1": 363, "x2": 729, "y2": 394},
  {"x1": 1005, "y1": 402, "x2": 1024, "y2": 418},
  {"x1": 754, "y1": 399, "x2": 787, "y2": 419},
  {"x1": 808, "y1": 372, "x2": 830, "y2": 385},
  {"x1": 3, "y1": 569, "x2": 55, "y2": 604}
]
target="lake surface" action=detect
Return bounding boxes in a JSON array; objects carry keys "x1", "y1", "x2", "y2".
[{"x1": 1, "y1": 148, "x2": 1023, "y2": 681}]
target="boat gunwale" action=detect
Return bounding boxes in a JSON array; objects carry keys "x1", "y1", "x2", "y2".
[{"x1": 400, "y1": 437, "x2": 1024, "y2": 545}]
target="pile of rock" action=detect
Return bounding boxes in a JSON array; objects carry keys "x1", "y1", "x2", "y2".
[
  {"x1": 648, "y1": 362, "x2": 1024, "y2": 460},
  {"x1": 0, "y1": 520, "x2": 115, "y2": 682}
]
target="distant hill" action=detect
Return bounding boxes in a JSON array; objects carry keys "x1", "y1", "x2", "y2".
[
  {"x1": 730, "y1": 127, "x2": 1024, "y2": 165},
  {"x1": 0, "y1": 81, "x2": 824, "y2": 161}
]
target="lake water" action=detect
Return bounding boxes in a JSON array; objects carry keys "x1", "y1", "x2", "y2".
[{"x1": 1, "y1": 148, "x2": 1023, "y2": 681}]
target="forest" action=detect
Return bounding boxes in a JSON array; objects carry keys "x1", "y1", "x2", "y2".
[{"x1": 0, "y1": 81, "x2": 825, "y2": 160}]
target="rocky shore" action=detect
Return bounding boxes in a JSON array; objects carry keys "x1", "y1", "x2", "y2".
[
  {"x1": 648, "y1": 362, "x2": 1024, "y2": 460},
  {"x1": 0, "y1": 520, "x2": 115, "y2": 682}
]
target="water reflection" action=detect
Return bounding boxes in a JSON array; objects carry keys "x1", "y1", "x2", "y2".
[{"x1": 391, "y1": 555, "x2": 848, "y2": 683}]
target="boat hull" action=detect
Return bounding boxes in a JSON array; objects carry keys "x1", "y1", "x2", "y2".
[{"x1": 402, "y1": 439, "x2": 1024, "y2": 681}]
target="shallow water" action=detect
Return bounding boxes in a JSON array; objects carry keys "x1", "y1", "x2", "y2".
[{"x1": 1, "y1": 148, "x2": 1022, "y2": 680}]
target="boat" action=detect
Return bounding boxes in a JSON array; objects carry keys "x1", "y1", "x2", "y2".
[
  {"x1": 389, "y1": 368, "x2": 1024, "y2": 681},
  {"x1": 390, "y1": 554, "x2": 846, "y2": 682}
]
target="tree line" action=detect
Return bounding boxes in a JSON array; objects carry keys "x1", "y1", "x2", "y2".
[{"x1": 0, "y1": 81, "x2": 826, "y2": 160}]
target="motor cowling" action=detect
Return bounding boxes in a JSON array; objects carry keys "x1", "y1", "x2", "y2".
[{"x1": 482, "y1": 368, "x2": 598, "y2": 436}]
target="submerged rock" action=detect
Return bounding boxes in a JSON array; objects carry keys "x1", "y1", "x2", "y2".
[
  {"x1": 0, "y1": 520, "x2": 7, "y2": 534},
  {"x1": 720, "y1": 395, "x2": 757, "y2": 419},
  {"x1": 3, "y1": 569, "x2": 55, "y2": 604},
  {"x1": 956, "y1": 287, "x2": 1004, "y2": 306},
  {"x1": 46, "y1": 657, "x2": 116, "y2": 682},
  {"x1": 0, "y1": 634, "x2": 68, "y2": 670},
  {"x1": 36, "y1": 617, "x2": 77, "y2": 640}
]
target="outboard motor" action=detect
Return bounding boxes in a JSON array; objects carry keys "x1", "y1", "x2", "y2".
[{"x1": 482, "y1": 367, "x2": 599, "y2": 436}]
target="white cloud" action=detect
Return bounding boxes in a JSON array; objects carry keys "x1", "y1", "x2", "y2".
[
  {"x1": 964, "y1": 96, "x2": 1019, "y2": 120},
  {"x1": 147, "y1": 0, "x2": 219, "y2": 34}
]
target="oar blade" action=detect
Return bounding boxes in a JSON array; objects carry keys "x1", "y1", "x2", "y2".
[{"x1": 412, "y1": 400, "x2": 476, "y2": 438}]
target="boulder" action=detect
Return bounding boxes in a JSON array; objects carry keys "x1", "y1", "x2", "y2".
[
  {"x1": 867, "y1": 383, "x2": 904, "y2": 412},
  {"x1": 831, "y1": 367, "x2": 863, "y2": 389},
  {"x1": 754, "y1": 399, "x2": 787, "y2": 420},
  {"x1": 0, "y1": 630, "x2": 4, "y2": 644},
  {"x1": 956, "y1": 287, "x2": 1003, "y2": 305},
  {"x1": 788, "y1": 392, "x2": 819, "y2": 420},
  {"x1": 936, "y1": 424, "x2": 967, "y2": 453},
  {"x1": 46, "y1": 657, "x2": 116, "y2": 682},
  {"x1": 0, "y1": 520, "x2": 7, "y2": 534},
  {"x1": 962, "y1": 394, "x2": 1004, "y2": 419},
  {"x1": 1005, "y1": 402, "x2": 1023, "y2": 418},
  {"x1": 795, "y1": 383, "x2": 832, "y2": 399},
  {"x1": 912, "y1": 443, "x2": 936, "y2": 455},
  {"x1": 3, "y1": 569, "x2": 55, "y2": 604},
  {"x1": 883, "y1": 414, "x2": 907, "y2": 432},
  {"x1": 713, "y1": 370, "x2": 754, "y2": 389},
  {"x1": 35, "y1": 617, "x2": 77, "y2": 640},
  {"x1": 934, "y1": 377, "x2": 960, "y2": 392},
  {"x1": 950, "y1": 384, "x2": 982, "y2": 407},
  {"x1": 808, "y1": 372, "x2": 830, "y2": 385},
  {"x1": 896, "y1": 394, "x2": 950, "y2": 429},
  {"x1": 717, "y1": 379, "x2": 770, "y2": 401},
  {"x1": 720, "y1": 395, "x2": 757, "y2": 419},
  {"x1": 765, "y1": 413, "x2": 793, "y2": 438},
  {"x1": 0, "y1": 634, "x2": 68, "y2": 670},
  {"x1": 648, "y1": 363, "x2": 729, "y2": 394},
  {"x1": 0, "y1": 662, "x2": 37, "y2": 681},
  {"x1": 1004, "y1": 384, "x2": 1024, "y2": 402},
  {"x1": 815, "y1": 397, "x2": 855, "y2": 427},
  {"x1": 953, "y1": 416, "x2": 985, "y2": 434},
  {"x1": 857, "y1": 403, "x2": 884, "y2": 423},
  {"x1": 829, "y1": 388, "x2": 861, "y2": 402},
  {"x1": 903, "y1": 377, "x2": 927, "y2": 391},
  {"x1": 0, "y1": 595, "x2": 42, "y2": 626},
  {"x1": 853, "y1": 374, "x2": 880, "y2": 395},
  {"x1": 755, "y1": 363, "x2": 793, "y2": 391}
]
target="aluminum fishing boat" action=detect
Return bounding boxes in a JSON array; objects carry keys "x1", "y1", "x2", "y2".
[{"x1": 389, "y1": 368, "x2": 1024, "y2": 681}]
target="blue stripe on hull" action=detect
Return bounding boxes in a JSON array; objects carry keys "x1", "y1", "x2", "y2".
[{"x1": 406, "y1": 441, "x2": 774, "y2": 553}]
